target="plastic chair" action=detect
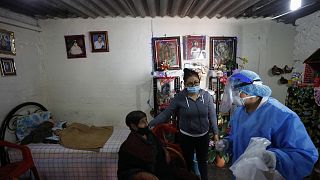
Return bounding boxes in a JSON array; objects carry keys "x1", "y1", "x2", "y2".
[{"x1": 0, "y1": 140, "x2": 40, "y2": 180}]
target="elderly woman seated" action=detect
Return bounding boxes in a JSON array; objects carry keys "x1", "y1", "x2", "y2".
[{"x1": 117, "y1": 111, "x2": 199, "y2": 180}]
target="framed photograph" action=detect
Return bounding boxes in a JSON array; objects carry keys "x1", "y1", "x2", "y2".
[
  {"x1": 0, "y1": 29, "x2": 16, "y2": 55},
  {"x1": 209, "y1": 37, "x2": 237, "y2": 70},
  {"x1": 153, "y1": 76, "x2": 180, "y2": 116},
  {"x1": 0, "y1": 57, "x2": 16, "y2": 76},
  {"x1": 183, "y1": 35, "x2": 206, "y2": 60},
  {"x1": 152, "y1": 37, "x2": 181, "y2": 71},
  {"x1": 64, "y1": 35, "x2": 86, "y2": 59},
  {"x1": 90, "y1": 31, "x2": 109, "y2": 52}
]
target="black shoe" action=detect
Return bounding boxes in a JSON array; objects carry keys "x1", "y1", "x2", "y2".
[
  {"x1": 272, "y1": 65, "x2": 284, "y2": 75},
  {"x1": 283, "y1": 65, "x2": 293, "y2": 73},
  {"x1": 279, "y1": 77, "x2": 288, "y2": 84}
]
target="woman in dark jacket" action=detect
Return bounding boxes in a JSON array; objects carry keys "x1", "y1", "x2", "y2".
[{"x1": 117, "y1": 110, "x2": 198, "y2": 180}]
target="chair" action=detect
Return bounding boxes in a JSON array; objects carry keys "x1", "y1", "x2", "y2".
[
  {"x1": 152, "y1": 123, "x2": 187, "y2": 169},
  {"x1": 152, "y1": 123, "x2": 182, "y2": 153},
  {"x1": 0, "y1": 140, "x2": 40, "y2": 180}
]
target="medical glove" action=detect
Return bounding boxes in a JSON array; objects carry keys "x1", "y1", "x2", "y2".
[
  {"x1": 262, "y1": 150, "x2": 276, "y2": 169},
  {"x1": 215, "y1": 139, "x2": 229, "y2": 151}
]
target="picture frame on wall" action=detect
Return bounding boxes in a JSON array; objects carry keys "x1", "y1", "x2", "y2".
[
  {"x1": 152, "y1": 37, "x2": 181, "y2": 71},
  {"x1": 64, "y1": 35, "x2": 86, "y2": 59},
  {"x1": 183, "y1": 35, "x2": 206, "y2": 60},
  {"x1": 0, "y1": 29, "x2": 16, "y2": 55},
  {"x1": 153, "y1": 76, "x2": 180, "y2": 116},
  {"x1": 209, "y1": 37, "x2": 237, "y2": 71},
  {"x1": 0, "y1": 57, "x2": 16, "y2": 76},
  {"x1": 90, "y1": 31, "x2": 109, "y2": 52}
]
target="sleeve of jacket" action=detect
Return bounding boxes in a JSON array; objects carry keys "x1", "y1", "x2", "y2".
[
  {"x1": 207, "y1": 92, "x2": 218, "y2": 135},
  {"x1": 268, "y1": 113, "x2": 319, "y2": 180},
  {"x1": 149, "y1": 94, "x2": 179, "y2": 127}
]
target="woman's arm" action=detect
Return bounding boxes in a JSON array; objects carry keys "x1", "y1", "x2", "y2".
[{"x1": 149, "y1": 95, "x2": 179, "y2": 127}]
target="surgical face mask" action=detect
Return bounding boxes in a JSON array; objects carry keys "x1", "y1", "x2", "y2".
[
  {"x1": 240, "y1": 96, "x2": 257, "y2": 105},
  {"x1": 137, "y1": 127, "x2": 150, "y2": 135},
  {"x1": 186, "y1": 86, "x2": 200, "y2": 93},
  {"x1": 232, "y1": 91, "x2": 256, "y2": 106}
]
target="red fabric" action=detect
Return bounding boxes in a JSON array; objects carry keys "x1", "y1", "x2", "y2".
[
  {"x1": 0, "y1": 140, "x2": 40, "y2": 180},
  {"x1": 152, "y1": 123, "x2": 183, "y2": 154}
]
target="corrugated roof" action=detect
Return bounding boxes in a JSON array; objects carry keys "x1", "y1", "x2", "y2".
[{"x1": 0, "y1": 0, "x2": 319, "y2": 24}]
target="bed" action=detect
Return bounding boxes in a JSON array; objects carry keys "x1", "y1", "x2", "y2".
[{"x1": 0, "y1": 102, "x2": 130, "y2": 180}]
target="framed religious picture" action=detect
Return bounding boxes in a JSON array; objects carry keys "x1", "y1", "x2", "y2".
[
  {"x1": 0, "y1": 29, "x2": 16, "y2": 55},
  {"x1": 153, "y1": 76, "x2": 180, "y2": 116},
  {"x1": 0, "y1": 57, "x2": 16, "y2": 76},
  {"x1": 209, "y1": 37, "x2": 237, "y2": 71},
  {"x1": 64, "y1": 35, "x2": 86, "y2": 59},
  {"x1": 152, "y1": 37, "x2": 181, "y2": 71},
  {"x1": 183, "y1": 35, "x2": 206, "y2": 60},
  {"x1": 90, "y1": 31, "x2": 109, "y2": 52}
]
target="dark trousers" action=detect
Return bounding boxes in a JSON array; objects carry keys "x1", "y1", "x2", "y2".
[{"x1": 179, "y1": 132, "x2": 209, "y2": 180}]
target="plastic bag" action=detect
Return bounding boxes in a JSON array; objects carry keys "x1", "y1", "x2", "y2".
[{"x1": 230, "y1": 137, "x2": 284, "y2": 180}]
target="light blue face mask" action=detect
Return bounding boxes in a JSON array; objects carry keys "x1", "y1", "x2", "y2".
[{"x1": 187, "y1": 86, "x2": 201, "y2": 93}]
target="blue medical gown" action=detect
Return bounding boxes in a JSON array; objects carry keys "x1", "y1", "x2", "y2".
[{"x1": 227, "y1": 97, "x2": 318, "y2": 180}]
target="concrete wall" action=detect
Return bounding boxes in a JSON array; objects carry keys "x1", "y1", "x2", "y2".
[
  {"x1": 293, "y1": 11, "x2": 320, "y2": 74},
  {"x1": 39, "y1": 17, "x2": 296, "y2": 126},
  {"x1": 0, "y1": 11, "x2": 47, "y2": 130}
]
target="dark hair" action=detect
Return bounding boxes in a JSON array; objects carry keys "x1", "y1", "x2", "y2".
[
  {"x1": 125, "y1": 110, "x2": 146, "y2": 127},
  {"x1": 183, "y1": 68, "x2": 200, "y2": 82}
]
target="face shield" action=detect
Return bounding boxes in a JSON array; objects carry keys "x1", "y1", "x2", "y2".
[{"x1": 219, "y1": 73, "x2": 262, "y2": 113}]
